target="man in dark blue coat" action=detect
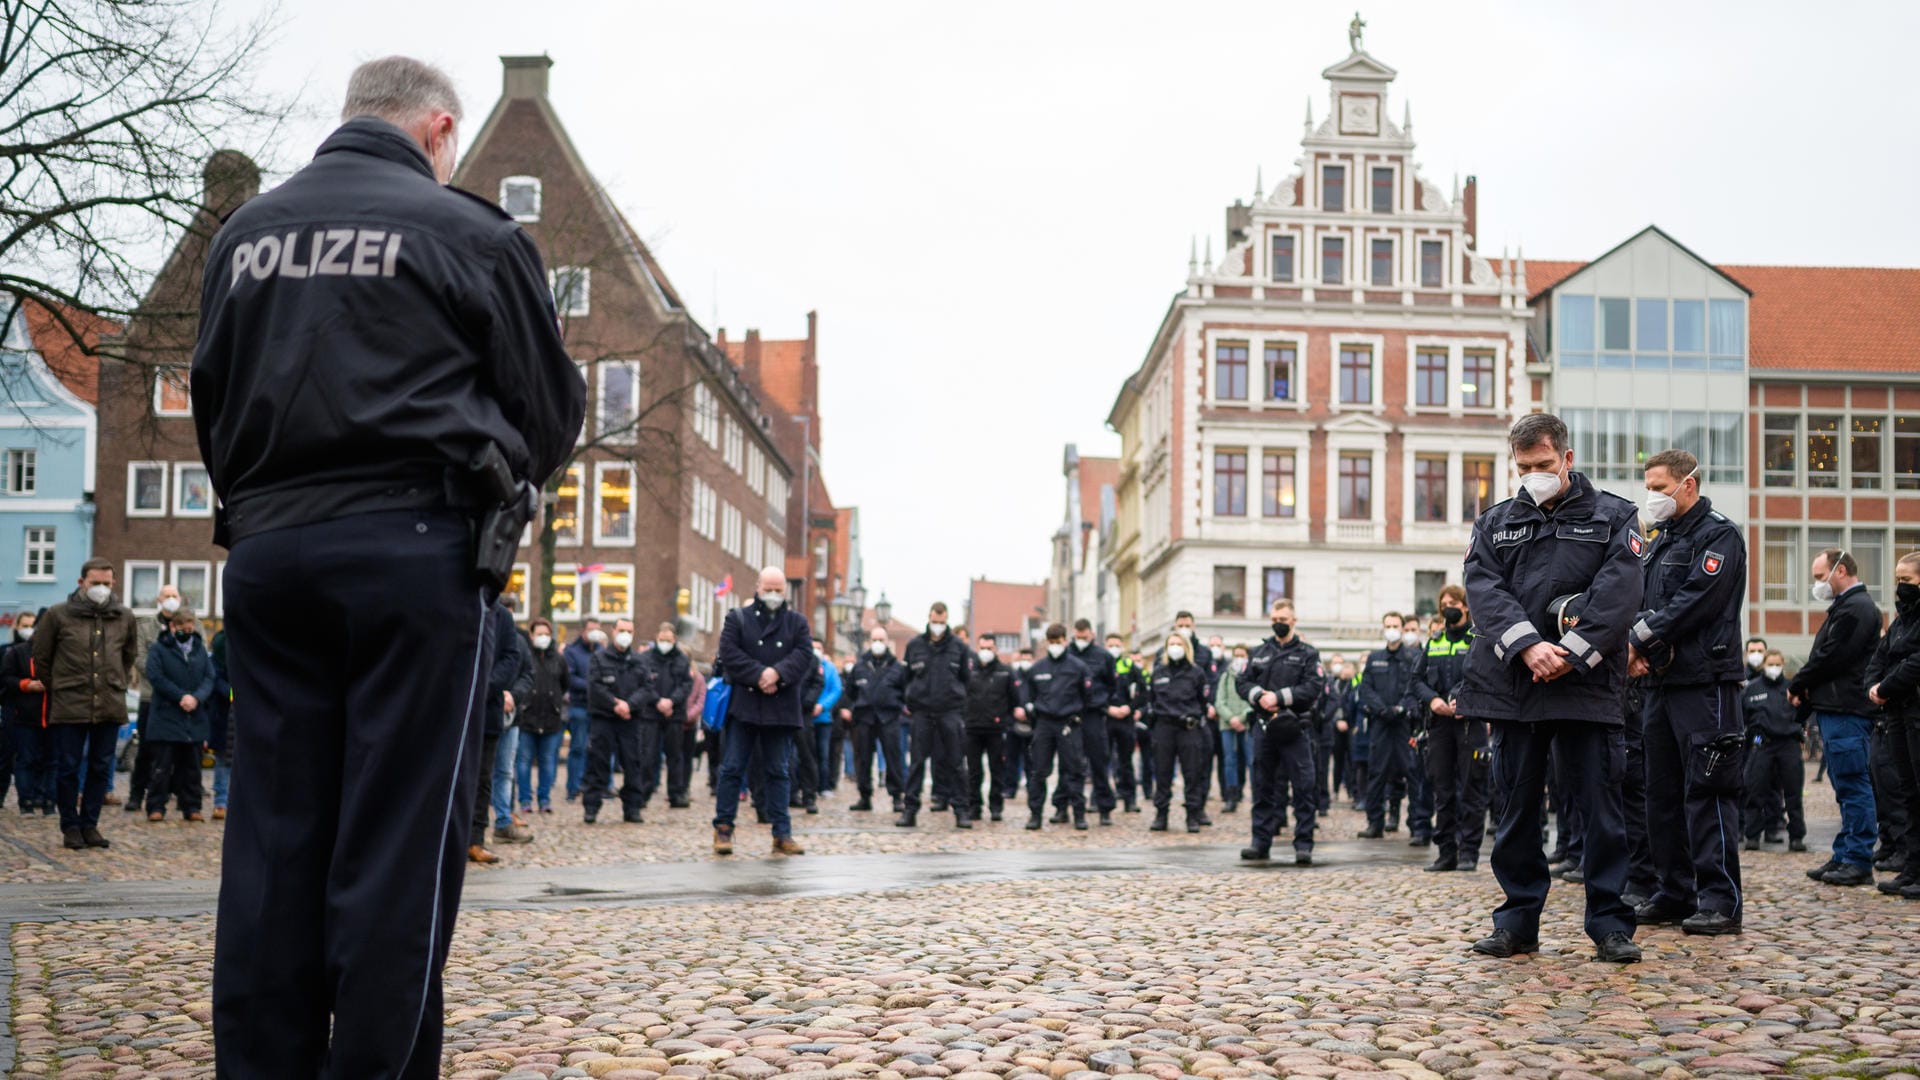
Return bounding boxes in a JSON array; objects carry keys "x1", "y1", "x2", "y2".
[
  {"x1": 563, "y1": 618, "x2": 604, "y2": 801},
  {"x1": 712, "y1": 567, "x2": 815, "y2": 856}
]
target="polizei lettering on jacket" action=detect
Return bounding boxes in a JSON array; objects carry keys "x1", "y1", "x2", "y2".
[{"x1": 228, "y1": 228, "x2": 404, "y2": 284}]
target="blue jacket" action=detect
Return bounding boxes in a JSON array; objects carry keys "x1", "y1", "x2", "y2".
[
  {"x1": 484, "y1": 602, "x2": 526, "y2": 735},
  {"x1": 564, "y1": 637, "x2": 598, "y2": 706},
  {"x1": 145, "y1": 633, "x2": 217, "y2": 743},
  {"x1": 715, "y1": 600, "x2": 814, "y2": 728},
  {"x1": 815, "y1": 659, "x2": 842, "y2": 722}
]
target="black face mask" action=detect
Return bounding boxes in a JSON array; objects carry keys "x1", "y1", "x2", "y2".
[
  {"x1": 1442, "y1": 606, "x2": 1465, "y2": 626},
  {"x1": 174, "y1": 630, "x2": 195, "y2": 643},
  {"x1": 1899, "y1": 582, "x2": 1920, "y2": 609},
  {"x1": 1272, "y1": 622, "x2": 1292, "y2": 639}
]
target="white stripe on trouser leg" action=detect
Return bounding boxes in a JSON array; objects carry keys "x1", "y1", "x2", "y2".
[
  {"x1": 400, "y1": 588, "x2": 488, "y2": 1067},
  {"x1": 1708, "y1": 686, "x2": 1741, "y2": 915}
]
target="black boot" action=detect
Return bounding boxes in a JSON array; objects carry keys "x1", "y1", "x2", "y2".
[
  {"x1": 1099, "y1": 809, "x2": 1113, "y2": 827},
  {"x1": 1185, "y1": 812, "x2": 1202, "y2": 834},
  {"x1": 1150, "y1": 809, "x2": 1169, "y2": 832},
  {"x1": 895, "y1": 809, "x2": 917, "y2": 828},
  {"x1": 989, "y1": 802, "x2": 1004, "y2": 822},
  {"x1": 1073, "y1": 808, "x2": 1088, "y2": 830},
  {"x1": 1357, "y1": 824, "x2": 1383, "y2": 839},
  {"x1": 1050, "y1": 806, "x2": 1070, "y2": 824},
  {"x1": 850, "y1": 797, "x2": 873, "y2": 812},
  {"x1": 1124, "y1": 798, "x2": 1139, "y2": 813},
  {"x1": 954, "y1": 808, "x2": 971, "y2": 830},
  {"x1": 1025, "y1": 813, "x2": 1043, "y2": 831}
]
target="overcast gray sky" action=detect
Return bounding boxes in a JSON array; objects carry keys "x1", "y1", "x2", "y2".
[{"x1": 234, "y1": 0, "x2": 1920, "y2": 622}]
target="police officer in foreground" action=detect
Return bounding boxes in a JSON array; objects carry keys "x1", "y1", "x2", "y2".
[
  {"x1": 1236, "y1": 597, "x2": 1323, "y2": 865},
  {"x1": 1413, "y1": 584, "x2": 1486, "y2": 872},
  {"x1": 1019, "y1": 623, "x2": 1094, "y2": 830},
  {"x1": 1628, "y1": 449, "x2": 1749, "y2": 935},
  {"x1": 193, "y1": 57, "x2": 585, "y2": 1075},
  {"x1": 1458, "y1": 414, "x2": 1644, "y2": 964}
]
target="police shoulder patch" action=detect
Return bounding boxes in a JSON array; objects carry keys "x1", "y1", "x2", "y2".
[
  {"x1": 1702, "y1": 550, "x2": 1725, "y2": 576},
  {"x1": 1628, "y1": 529, "x2": 1646, "y2": 557}
]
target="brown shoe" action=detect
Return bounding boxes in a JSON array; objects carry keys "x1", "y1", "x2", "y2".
[
  {"x1": 147, "y1": 812, "x2": 164, "y2": 822},
  {"x1": 184, "y1": 812, "x2": 205, "y2": 823},
  {"x1": 772, "y1": 836, "x2": 805, "y2": 856},
  {"x1": 467, "y1": 844, "x2": 499, "y2": 864},
  {"x1": 104, "y1": 792, "x2": 123, "y2": 806},
  {"x1": 713, "y1": 825, "x2": 734, "y2": 856},
  {"x1": 211, "y1": 808, "x2": 227, "y2": 821}
]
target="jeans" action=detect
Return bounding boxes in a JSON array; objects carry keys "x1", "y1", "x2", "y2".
[
  {"x1": 714, "y1": 723, "x2": 794, "y2": 838},
  {"x1": 213, "y1": 758, "x2": 231, "y2": 810},
  {"x1": 54, "y1": 721, "x2": 120, "y2": 832},
  {"x1": 564, "y1": 705, "x2": 591, "y2": 797},
  {"x1": 1816, "y1": 711, "x2": 1878, "y2": 869},
  {"x1": 491, "y1": 725, "x2": 519, "y2": 829},
  {"x1": 1220, "y1": 726, "x2": 1249, "y2": 800},
  {"x1": 515, "y1": 728, "x2": 563, "y2": 809},
  {"x1": 813, "y1": 723, "x2": 834, "y2": 793}
]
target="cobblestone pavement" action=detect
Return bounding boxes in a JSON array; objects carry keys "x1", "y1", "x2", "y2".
[{"x1": 5, "y1": 775, "x2": 1917, "y2": 1079}]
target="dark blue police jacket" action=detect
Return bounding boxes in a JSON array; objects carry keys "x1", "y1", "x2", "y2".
[{"x1": 716, "y1": 600, "x2": 815, "y2": 728}]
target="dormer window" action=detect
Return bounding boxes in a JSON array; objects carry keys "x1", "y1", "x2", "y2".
[{"x1": 500, "y1": 176, "x2": 542, "y2": 222}]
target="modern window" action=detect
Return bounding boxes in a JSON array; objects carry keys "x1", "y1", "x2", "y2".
[
  {"x1": 1635, "y1": 299, "x2": 1668, "y2": 351},
  {"x1": 3, "y1": 449, "x2": 35, "y2": 495},
  {"x1": 692, "y1": 476, "x2": 717, "y2": 539},
  {"x1": 127, "y1": 461, "x2": 168, "y2": 515},
  {"x1": 1321, "y1": 237, "x2": 1345, "y2": 285},
  {"x1": 1855, "y1": 528, "x2": 1890, "y2": 605},
  {"x1": 1213, "y1": 342, "x2": 1248, "y2": 401},
  {"x1": 1261, "y1": 451, "x2": 1296, "y2": 518},
  {"x1": 1338, "y1": 453, "x2": 1372, "y2": 519},
  {"x1": 1763, "y1": 414, "x2": 1797, "y2": 487},
  {"x1": 1413, "y1": 455, "x2": 1448, "y2": 522},
  {"x1": 1212, "y1": 566, "x2": 1246, "y2": 617},
  {"x1": 549, "y1": 464, "x2": 582, "y2": 545},
  {"x1": 597, "y1": 360, "x2": 639, "y2": 443},
  {"x1": 154, "y1": 368, "x2": 191, "y2": 416},
  {"x1": 691, "y1": 383, "x2": 720, "y2": 445},
  {"x1": 125, "y1": 561, "x2": 163, "y2": 612},
  {"x1": 1560, "y1": 295, "x2": 1595, "y2": 352},
  {"x1": 723, "y1": 416, "x2": 745, "y2": 471},
  {"x1": 1672, "y1": 300, "x2": 1704, "y2": 353},
  {"x1": 1321, "y1": 165, "x2": 1345, "y2": 212},
  {"x1": 1897, "y1": 417, "x2": 1920, "y2": 490},
  {"x1": 1461, "y1": 456, "x2": 1496, "y2": 520},
  {"x1": 1708, "y1": 412, "x2": 1744, "y2": 486},
  {"x1": 1262, "y1": 567, "x2": 1295, "y2": 611},
  {"x1": 171, "y1": 562, "x2": 211, "y2": 615},
  {"x1": 1420, "y1": 240, "x2": 1444, "y2": 288},
  {"x1": 1370, "y1": 167, "x2": 1393, "y2": 213},
  {"x1": 1709, "y1": 299, "x2": 1745, "y2": 358},
  {"x1": 1414, "y1": 571, "x2": 1448, "y2": 617},
  {"x1": 174, "y1": 464, "x2": 213, "y2": 517},
  {"x1": 499, "y1": 176, "x2": 542, "y2": 222},
  {"x1": 593, "y1": 564, "x2": 634, "y2": 619},
  {"x1": 1338, "y1": 347, "x2": 1373, "y2": 405},
  {"x1": 1461, "y1": 350, "x2": 1496, "y2": 408},
  {"x1": 1806, "y1": 415, "x2": 1840, "y2": 488},
  {"x1": 1269, "y1": 234, "x2": 1295, "y2": 283},
  {"x1": 1263, "y1": 344, "x2": 1296, "y2": 402},
  {"x1": 1600, "y1": 298, "x2": 1630, "y2": 351},
  {"x1": 1213, "y1": 450, "x2": 1247, "y2": 516},
  {"x1": 550, "y1": 267, "x2": 590, "y2": 319},
  {"x1": 1760, "y1": 527, "x2": 1797, "y2": 603},
  {"x1": 1370, "y1": 238, "x2": 1393, "y2": 286},
  {"x1": 1852, "y1": 416, "x2": 1883, "y2": 490},
  {"x1": 1414, "y1": 350, "x2": 1448, "y2": 407},
  {"x1": 595, "y1": 462, "x2": 635, "y2": 544},
  {"x1": 813, "y1": 539, "x2": 830, "y2": 578},
  {"x1": 22, "y1": 527, "x2": 55, "y2": 580},
  {"x1": 1637, "y1": 410, "x2": 1671, "y2": 468}
]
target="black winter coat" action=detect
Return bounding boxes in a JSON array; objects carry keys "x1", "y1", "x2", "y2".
[
  {"x1": 1357, "y1": 644, "x2": 1420, "y2": 722},
  {"x1": 1866, "y1": 593, "x2": 1920, "y2": 724},
  {"x1": 638, "y1": 645, "x2": 694, "y2": 723},
  {"x1": 483, "y1": 603, "x2": 525, "y2": 735},
  {"x1": 1630, "y1": 497, "x2": 1747, "y2": 685},
  {"x1": 1412, "y1": 626, "x2": 1475, "y2": 720},
  {"x1": 1791, "y1": 583, "x2": 1881, "y2": 716},
  {"x1": 145, "y1": 634, "x2": 216, "y2": 743},
  {"x1": 1017, "y1": 652, "x2": 1093, "y2": 720},
  {"x1": 902, "y1": 631, "x2": 971, "y2": 714},
  {"x1": 715, "y1": 601, "x2": 814, "y2": 728},
  {"x1": 0, "y1": 637, "x2": 45, "y2": 729},
  {"x1": 846, "y1": 653, "x2": 906, "y2": 722},
  {"x1": 1067, "y1": 640, "x2": 1121, "y2": 715},
  {"x1": 588, "y1": 646, "x2": 651, "y2": 725},
  {"x1": 1741, "y1": 673, "x2": 1801, "y2": 740},
  {"x1": 1147, "y1": 657, "x2": 1210, "y2": 721},
  {"x1": 515, "y1": 643, "x2": 568, "y2": 735},
  {"x1": 1236, "y1": 634, "x2": 1323, "y2": 739},
  {"x1": 964, "y1": 659, "x2": 1018, "y2": 731}
]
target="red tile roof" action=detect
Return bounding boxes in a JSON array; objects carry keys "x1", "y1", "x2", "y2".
[
  {"x1": 1718, "y1": 265, "x2": 1920, "y2": 373},
  {"x1": 21, "y1": 301, "x2": 113, "y2": 405},
  {"x1": 1076, "y1": 456, "x2": 1119, "y2": 561},
  {"x1": 1521, "y1": 260, "x2": 1588, "y2": 300},
  {"x1": 721, "y1": 337, "x2": 810, "y2": 417},
  {"x1": 967, "y1": 578, "x2": 1047, "y2": 638}
]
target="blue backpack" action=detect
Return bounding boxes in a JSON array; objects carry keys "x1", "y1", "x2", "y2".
[{"x1": 701, "y1": 676, "x2": 732, "y2": 732}]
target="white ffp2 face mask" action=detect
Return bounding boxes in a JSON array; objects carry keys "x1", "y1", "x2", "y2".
[
  {"x1": 1763, "y1": 665, "x2": 1783, "y2": 681},
  {"x1": 1047, "y1": 643, "x2": 1066, "y2": 659},
  {"x1": 1519, "y1": 470, "x2": 1562, "y2": 505},
  {"x1": 1167, "y1": 644, "x2": 1187, "y2": 661},
  {"x1": 758, "y1": 591, "x2": 785, "y2": 609},
  {"x1": 531, "y1": 633, "x2": 552, "y2": 650},
  {"x1": 1383, "y1": 628, "x2": 1400, "y2": 645},
  {"x1": 84, "y1": 584, "x2": 111, "y2": 606},
  {"x1": 613, "y1": 631, "x2": 634, "y2": 650},
  {"x1": 869, "y1": 641, "x2": 888, "y2": 656},
  {"x1": 1812, "y1": 580, "x2": 1834, "y2": 603},
  {"x1": 977, "y1": 648, "x2": 995, "y2": 666}
]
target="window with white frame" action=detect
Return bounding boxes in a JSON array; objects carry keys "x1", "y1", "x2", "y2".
[
  {"x1": 21, "y1": 527, "x2": 55, "y2": 580},
  {"x1": 767, "y1": 469, "x2": 788, "y2": 513},
  {"x1": 593, "y1": 564, "x2": 634, "y2": 619},
  {"x1": 594, "y1": 461, "x2": 634, "y2": 545},
  {"x1": 503, "y1": 563, "x2": 532, "y2": 615},
  {"x1": 723, "y1": 416, "x2": 744, "y2": 472},
  {"x1": 597, "y1": 361, "x2": 640, "y2": 443},
  {"x1": 746, "y1": 443, "x2": 766, "y2": 495},
  {"x1": 690, "y1": 477, "x2": 717, "y2": 539},
  {"x1": 499, "y1": 176, "x2": 542, "y2": 222},
  {"x1": 691, "y1": 383, "x2": 720, "y2": 445},
  {"x1": 171, "y1": 561, "x2": 211, "y2": 615},
  {"x1": 153, "y1": 367, "x2": 191, "y2": 416},
  {"x1": 136, "y1": 438, "x2": 183, "y2": 507},
  {"x1": 691, "y1": 572, "x2": 715, "y2": 632},
  {"x1": 548, "y1": 566, "x2": 581, "y2": 622},
  {"x1": 215, "y1": 561, "x2": 225, "y2": 617},
  {"x1": 174, "y1": 462, "x2": 213, "y2": 517},
  {"x1": 3, "y1": 449, "x2": 35, "y2": 495},
  {"x1": 1263, "y1": 343, "x2": 1298, "y2": 403},
  {"x1": 721, "y1": 500, "x2": 742, "y2": 558},
  {"x1": 125, "y1": 561, "x2": 163, "y2": 612},
  {"x1": 745, "y1": 520, "x2": 763, "y2": 569},
  {"x1": 550, "y1": 266, "x2": 590, "y2": 319},
  {"x1": 764, "y1": 536, "x2": 784, "y2": 574},
  {"x1": 551, "y1": 463, "x2": 583, "y2": 545}
]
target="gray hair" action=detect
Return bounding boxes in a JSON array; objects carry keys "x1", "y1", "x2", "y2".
[
  {"x1": 1508, "y1": 412, "x2": 1569, "y2": 454},
  {"x1": 342, "y1": 56, "x2": 464, "y2": 126}
]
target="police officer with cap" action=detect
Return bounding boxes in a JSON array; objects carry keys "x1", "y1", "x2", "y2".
[
  {"x1": 193, "y1": 57, "x2": 584, "y2": 1075},
  {"x1": 1628, "y1": 449, "x2": 1749, "y2": 935},
  {"x1": 1458, "y1": 413, "x2": 1645, "y2": 964}
]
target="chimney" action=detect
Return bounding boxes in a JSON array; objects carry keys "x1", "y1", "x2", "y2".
[
  {"x1": 716, "y1": 328, "x2": 728, "y2": 350},
  {"x1": 502, "y1": 55, "x2": 553, "y2": 100},
  {"x1": 1462, "y1": 175, "x2": 1478, "y2": 250},
  {"x1": 743, "y1": 329, "x2": 763, "y2": 385},
  {"x1": 203, "y1": 150, "x2": 261, "y2": 218}
]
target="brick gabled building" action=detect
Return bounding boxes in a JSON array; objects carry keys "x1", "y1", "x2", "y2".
[
  {"x1": 91, "y1": 151, "x2": 261, "y2": 620},
  {"x1": 1048, "y1": 445, "x2": 1118, "y2": 633},
  {"x1": 455, "y1": 56, "x2": 793, "y2": 656},
  {"x1": 1105, "y1": 29, "x2": 1533, "y2": 650},
  {"x1": 967, "y1": 578, "x2": 1048, "y2": 657}
]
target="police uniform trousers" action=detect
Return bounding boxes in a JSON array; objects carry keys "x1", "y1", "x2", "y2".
[
  {"x1": 1872, "y1": 719, "x2": 1910, "y2": 863},
  {"x1": 1070, "y1": 712, "x2": 1118, "y2": 812},
  {"x1": 1310, "y1": 724, "x2": 1333, "y2": 811},
  {"x1": 1643, "y1": 682, "x2": 1745, "y2": 920},
  {"x1": 1027, "y1": 715, "x2": 1087, "y2": 816},
  {"x1": 584, "y1": 717, "x2": 644, "y2": 818},
  {"x1": 850, "y1": 716, "x2": 902, "y2": 801},
  {"x1": 1151, "y1": 718, "x2": 1210, "y2": 815},
  {"x1": 1005, "y1": 727, "x2": 1033, "y2": 798},
  {"x1": 1621, "y1": 687, "x2": 1657, "y2": 898},
  {"x1": 1110, "y1": 719, "x2": 1141, "y2": 805},
  {"x1": 1488, "y1": 719, "x2": 1634, "y2": 945},
  {"x1": 1366, "y1": 715, "x2": 1413, "y2": 831},
  {"x1": 1883, "y1": 716, "x2": 1920, "y2": 875},
  {"x1": 660, "y1": 719, "x2": 694, "y2": 805},
  {"x1": 1248, "y1": 721, "x2": 1315, "y2": 854},
  {"x1": 784, "y1": 716, "x2": 819, "y2": 807},
  {"x1": 962, "y1": 726, "x2": 1010, "y2": 818},
  {"x1": 633, "y1": 717, "x2": 666, "y2": 807},
  {"x1": 1550, "y1": 744, "x2": 1586, "y2": 864},
  {"x1": 1743, "y1": 734, "x2": 1806, "y2": 843},
  {"x1": 1426, "y1": 716, "x2": 1489, "y2": 865},
  {"x1": 904, "y1": 709, "x2": 963, "y2": 813},
  {"x1": 215, "y1": 510, "x2": 489, "y2": 1078}
]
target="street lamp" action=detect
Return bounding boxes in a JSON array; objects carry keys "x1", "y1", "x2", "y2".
[{"x1": 874, "y1": 590, "x2": 892, "y2": 627}]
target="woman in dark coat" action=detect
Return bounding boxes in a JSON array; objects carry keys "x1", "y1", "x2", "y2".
[
  {"x1": 0, "y1": 611, "x2": 50, "y2": 813},
  {"x1": 1867, "y1": 551, "x2": 1920, "y2": 898},
  {"x1": 143, "y1": 611, "x2": 216, "y2": 821},
  {"x1": 513, "y1": 617, "x2": 569, "y2": 814}
]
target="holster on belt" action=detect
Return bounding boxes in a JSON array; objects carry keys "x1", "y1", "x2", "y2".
[{"x1": 463, "y1": 442, "x2": 536, "y2": 593}]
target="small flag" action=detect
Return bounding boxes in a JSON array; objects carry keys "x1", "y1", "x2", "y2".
[
  {"x1": 715, "y1": 574, "x2": 733, "y2": 597},
  {"x1": 576, "y1": 562, "x2": 605, "y2": 585}
]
